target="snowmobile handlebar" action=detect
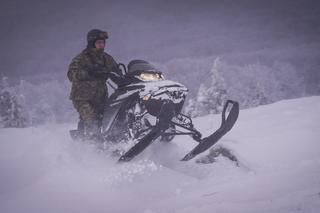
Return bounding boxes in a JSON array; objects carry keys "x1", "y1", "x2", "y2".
[{"x1": 118, "y1": 63, "x2": 127, "y2": 75}]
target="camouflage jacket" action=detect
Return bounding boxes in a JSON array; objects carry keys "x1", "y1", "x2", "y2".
[{"x1": 67, "y1": 48, "x2": 120, "y2": 101}]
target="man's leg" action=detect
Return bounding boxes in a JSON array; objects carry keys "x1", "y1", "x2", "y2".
[{"x1": 72, "y1": 100, "x2": 103, "y2": 141}]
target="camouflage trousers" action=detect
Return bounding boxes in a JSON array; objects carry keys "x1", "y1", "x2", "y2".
[{"x1": 72, "y1": 99, "x2": 106, "y2": 138}]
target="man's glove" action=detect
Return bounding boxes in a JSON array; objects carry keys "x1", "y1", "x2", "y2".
[{"x1": 89, "y1": 64, "x2": 110, "y2": 79}]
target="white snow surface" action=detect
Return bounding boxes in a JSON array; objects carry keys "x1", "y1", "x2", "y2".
[{"x1": 0, "y1": 96, "x2": 320, "y2": 213}]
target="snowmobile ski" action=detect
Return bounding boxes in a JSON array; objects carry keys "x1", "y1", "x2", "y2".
[
  {"x1": 118, "y1": 101, "x2": 175, "y2": 162},
  {"x1": 181, "y1": 100, "x2": 239, "y2": 161}
]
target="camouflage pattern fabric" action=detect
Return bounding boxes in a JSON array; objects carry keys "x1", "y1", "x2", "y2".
[
  {"x1": 72, "y1": 99, "x2": 105, "y2": 135},
  {"x1": 67, "y1": 48, "x2": 120, "y2": 101}
]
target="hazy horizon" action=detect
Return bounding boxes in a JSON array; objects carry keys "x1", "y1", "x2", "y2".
[{"x1": 1, "y1": 0, "x2": 319, "y2": 80}]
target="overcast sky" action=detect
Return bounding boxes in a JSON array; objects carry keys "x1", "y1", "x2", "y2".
[{"x1": 1, "y1": 0, "x2": 319, "y2": 82}]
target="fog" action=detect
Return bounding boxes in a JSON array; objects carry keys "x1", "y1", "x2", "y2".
[
  {"x1": 1, "y1": 0, "x2": 320, "y2": 110},
  {"x1": 1, "y1": 1, "x2": 319, "y2": 74}
]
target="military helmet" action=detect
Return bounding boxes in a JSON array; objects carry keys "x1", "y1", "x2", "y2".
[{"x1": 87, "y1": 29, "x2": 108, "y2": 48}]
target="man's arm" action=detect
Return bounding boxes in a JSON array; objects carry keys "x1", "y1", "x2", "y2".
[
  {"x1": 67, "y1": 55, "x2": 93, "y2": 82},
  {"x1": 106, "y1": 55, "x2": 128, "y2": 86}
]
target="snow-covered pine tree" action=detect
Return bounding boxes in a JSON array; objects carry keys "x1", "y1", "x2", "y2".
[
  {"x1": 0, "y1": 77, "x2": 27, "y2": 128},
  {"x1": 193, "y1": 58, "x2": 228, "y2": 116},
  {"x1": 194, "y1": 83, "x2": 210, "y2": 116},
  {"x1": 183, "y1": 98, "x2": 197, "y2": 117}
]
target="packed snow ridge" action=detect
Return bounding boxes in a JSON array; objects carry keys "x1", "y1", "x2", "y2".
[{"x1": 1, "y1": 96, "x2": 320, "y2": 213}]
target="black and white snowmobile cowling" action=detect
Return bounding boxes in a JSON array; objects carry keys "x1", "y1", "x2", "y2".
[
  {"x1": 70, "y1": 59, "x2": 239, "y2": 162},
  {"x1": 134, "y1": 80, "x2": 188, "y2": 116}
]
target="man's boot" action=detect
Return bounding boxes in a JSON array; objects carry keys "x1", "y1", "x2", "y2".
[
  {"x1": 85, "y1": 120, "x2": 104, "y2": 143},
  {"x1": 69, "y1": 119, "x2": 85, "y2": 140}
]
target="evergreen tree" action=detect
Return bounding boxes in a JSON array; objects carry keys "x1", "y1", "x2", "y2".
[
  {"x1": 194, "y1": 58, "x2": 228, "y2": 116},
  {"x1": 183, "y1": 98, "x2": 197, "y2": 117},
  {"x1": 0, "y1": 77, "x2": 27, "y2": 128}
]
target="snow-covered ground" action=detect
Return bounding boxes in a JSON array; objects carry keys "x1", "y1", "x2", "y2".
[{"x1": 0, "y1": 96, "x2": 320, "y2": 213}]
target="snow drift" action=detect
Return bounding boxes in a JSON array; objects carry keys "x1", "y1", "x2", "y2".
[{"x1": 0, "y1": 96, "x2": 320, "y2": 213}]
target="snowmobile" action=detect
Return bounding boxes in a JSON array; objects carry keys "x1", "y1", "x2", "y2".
[{"x1": 71, "y1": 60, "x2": 239, "y2": 162}]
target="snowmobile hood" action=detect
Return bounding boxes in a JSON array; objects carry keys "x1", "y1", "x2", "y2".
[
  {"x1": 118, "y1": 80, "x2": 187, "y2": 95},
  {"x1": 133, "y1": 80, "x2": 187, "y2": 94},
  {"x1": 136, "y1": 80, "x2": 188, "y2": 104},
  {"x1": 112, "y1": 80, "x2": 188, "y2": 105}
]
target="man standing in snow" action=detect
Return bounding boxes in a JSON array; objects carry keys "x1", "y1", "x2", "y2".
[{"x1": 67, "y1": 29, "x2": 124, "y2": 141}]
